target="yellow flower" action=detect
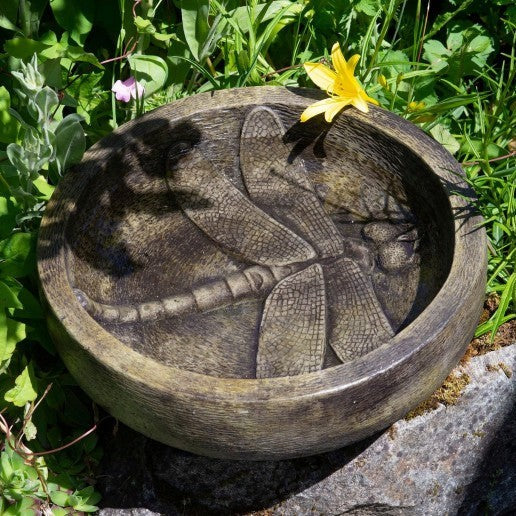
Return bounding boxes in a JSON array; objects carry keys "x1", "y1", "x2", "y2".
[
  {"x1": 300, "y1": 43, "x2": 378, "y2": 123},
  {"x1": 408, "y1": 100, "x2": 426, "y2": 112},
  {"x1": 378, "y1": 74, "x2": 388, "y2": 88}
]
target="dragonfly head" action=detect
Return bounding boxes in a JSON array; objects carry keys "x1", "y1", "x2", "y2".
[{"x1": 361, "y1": 221, "x2": 420, "y2": 273}]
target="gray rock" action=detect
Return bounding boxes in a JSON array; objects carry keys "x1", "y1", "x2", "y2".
[{"x1": 98, "y1": 345, "x2": 515, "y2": 515}]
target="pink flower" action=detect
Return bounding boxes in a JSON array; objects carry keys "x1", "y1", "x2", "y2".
[{"x1": 111, "y1": 77, "x2": 145, "y2": 102}]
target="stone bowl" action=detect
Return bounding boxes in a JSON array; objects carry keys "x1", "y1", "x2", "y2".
[{"x1": 38, "y1": 87, "x2": 486, "y2": 460}]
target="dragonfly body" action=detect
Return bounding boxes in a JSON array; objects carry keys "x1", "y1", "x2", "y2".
[
  {"x1": 75, "y1": 106, "x2": 397, "y2": 378},
  {"x1": 74, "y1": 262, "x2": 302, "y2": 323},
  {"x1": 74, "y1": 241, "x2": 372, "y2": 324}
]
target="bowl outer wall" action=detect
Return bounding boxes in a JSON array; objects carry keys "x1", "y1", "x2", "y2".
[{"x1": 37, "y1": 86, "x2": 487, "y2": 460}]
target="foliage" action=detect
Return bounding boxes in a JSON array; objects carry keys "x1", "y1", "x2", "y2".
[
  {"x1": 0, "y1": 431, "x2": 100, "y2": 514},
  {"x1": 0, "y1": 0, "x2": 514, "y2": 511}
]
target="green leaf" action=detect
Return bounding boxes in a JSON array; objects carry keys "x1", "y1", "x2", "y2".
[
  {"x1": 198, "y1": 13, "x2": 223, "y2": 63},
  {"x1": 19, "y1": 0, "x2": 48, "y2": 38},
  {"x1": 377, "y1": 50, "x2": 411, "y2": 76},
  {"x1": 10, "y1": 55, "x2": 45, "y2": 96},
  {"x1": 12, "y1": 286, "x2": 43, "y2": 319},
  {"x1": 0, "y1": 196, "x2": 19, "y2": 239},
  {"x1": 181, "y1": 0, "x2": 210, "y2": 61},
  {"x1": 50, "y1": 509, "x2": 69, "y2": 516},
  {"x1": 35, "y1": 31, "x2": 100, "y2": 68},
  {"x1": 39, "y1": 58, "x2": 63, "y2": 89},
  {"x1": 65, "y1": 72, "x2": 104, "y2": 124},
  {"x1": 446, "y1": 30, "x2": 463, "y2": 52},
  {"x1": 75, "y1": 503, "x2": 100, "y2": 513},
  {"x1": 0, "y1": 86, "x2": 20, "y2": 144},
  {"x1": 71, "y1": 486, "x2": 100, "y2": 512},
  {"x1": 2, "y1": 496, "x2": 38, "y2": 516},
  {"x1": 24, "y1": 419, "x2": 38, "y2": 441},
  {"x1": 468, "y1": 35, "x2": 494, "y2": 67},
  {"x1": 4, "y1": 363, "x2": 38, "y2": 407},
  {"x1": 353, "y1": 0, "x2": 379, "y2": 16},
  {"x1": 50, "y1": 0, "x2": 94, "y2": 46},
  {"x1": 6, "y1": 143, "x2": 30, "y2": 178},
  {"x1": 0, "y1": 444, "x2": 14, "y2": 478},
  {"x1": 460, "y1": 139, "x2": 505, "y2": 160},
  {"x1": 423, "y1": 40, "x2": 450, "y2": 72},
  {"x1": 153, "y1": 32, "x2": 177, "y2": 43},
  {"x1": 0, "y1": 311, "x2": 26, "y2": 369},
  {"x1": 432, "y1": 22, "x2": 496, "y2": 80},
  {"x1": 415, "y1": 94, "x2": 483, "y2": 115},
  {"x1": 0, "y1": 232, "x2": 36, "y2": 278},
  {"x1": 166, "y1": 40, "x2": 193, "y2": 86},
  {"x1": 53, "y1": 115, "x2": 86, "y2": 176},
  {"x1": 29, "y1": 86, "x2": 59, "y2": 124},
  {"x1": 33, "y1": 175, "x2": 55, "y2": 200},
  {"x1": 66, "y1": 45, "x2": 104, "y2": 69},
  {"x1": 0, "y1": 279, "x2": 23, "y2": 308},
  {"x1": 227, "y1": 1, "x2": 301, "y2": 34},
  {"x1": 3, "y1": 37, "x2": 47, "y2": 59},
  {"x1": 67, "y1": 494, "x2": 79, "y2": 507},
  {"x1": 50, "y1": 490, "x2": 70, "y2": 507},
  {"x1": 128, "y1": 54, "x2": 168, "y2": 96},
  {"x1": 490, "y1": 273, "x2": 516, "y2": 342},
  {"x1": 430, "y1": 124, "x2": 460, "y2": 155},
  {"x1": 0, "y1": 0, "x2": 20, "y2": 31},
  {"x1": 134, "y1": 15, "x2": 156, "y2": 34},
  {"x1": 6, "y1": 126, "x2": 54, "y2": 184}
]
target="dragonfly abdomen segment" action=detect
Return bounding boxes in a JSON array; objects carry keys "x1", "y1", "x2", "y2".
[
  {"x1": 74, "y1": 264, "x2": 301, "y2": 324},
  {"x1": 73, "y1": 288, "x2": 196, "y2": 323}
]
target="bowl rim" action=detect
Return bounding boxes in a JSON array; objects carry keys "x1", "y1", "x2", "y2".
[{"x1": 37, "y1": 85, "x2": 486, "y2": 405}]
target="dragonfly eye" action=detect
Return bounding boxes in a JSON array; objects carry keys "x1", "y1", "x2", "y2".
[
  {"x1": 377, "y1": 240, "x2": 418, "y2": 273},
  {"x1": 362, "y1": 222, "x2": 400, "y2": 243}
]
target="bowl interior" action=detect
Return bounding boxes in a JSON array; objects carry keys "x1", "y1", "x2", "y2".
[{"x1": 65, "y1": 103, "x2": 454, "y2": 379}]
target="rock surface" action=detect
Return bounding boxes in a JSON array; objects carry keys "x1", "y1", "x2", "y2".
[{"x1": 98, "y1": 345, "x2": 515, "y2": 515}]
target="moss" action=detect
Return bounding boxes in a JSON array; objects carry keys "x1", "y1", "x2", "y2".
[
  {"x1": 499, "y1": 362, "x2": 512, "y2": 378},
  {"x1": 428, "y1": 482, "x2": 440, "y2": 497},
  {"x1": 405, "y1": 372, "x2": 471, "y2": 420},
  {"x1": 487, "y1": 362, "x2": 513, "y2": 378},
  {"x1": 388, "y1": 425, "x2": 398, "y2": 440}
]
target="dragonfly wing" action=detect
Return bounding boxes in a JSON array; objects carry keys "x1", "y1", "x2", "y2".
[
  {"x1": 256, "y1": 264, "x2": 327, "y2": 378},
  {"x1": 166, "y1": 141, "x2": 315, "y2": 266},
  {"x1": 325, "y1": 257, "x2": 394, "y2": 361},
  {"x1": 240, "y1": 106, "x2": 343, "y2": 258}
]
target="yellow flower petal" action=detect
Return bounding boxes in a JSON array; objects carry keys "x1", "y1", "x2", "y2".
[
  {"x1": 331, "y1": 43, "x2": 348, "y2": 77},
  {"x1": 361, "y1": 90, "x2": 379, "y2": 106},
  {"x1": 331, "y1": 45, "x2": 361, "y2": 82},
  {"x1": 351, "y1": 95, "x2": 369, "y2": 113},
  {"x1": 303, "y1": 62, "x2": 336, "y2": 92},
  {"x1": 346, "y1": 54, "x2": 360, "y2": 75},
  {"x1": 324, "y1": 99, "x2": 351, "y2": 122},
  {"x1": 300, "y1": 97, "x2": 344, "y2": 122}
]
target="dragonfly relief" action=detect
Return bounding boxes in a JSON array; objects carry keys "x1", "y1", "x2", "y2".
[{"x1": 74, "y1": 106, "x2": 395, "y2": 378}]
